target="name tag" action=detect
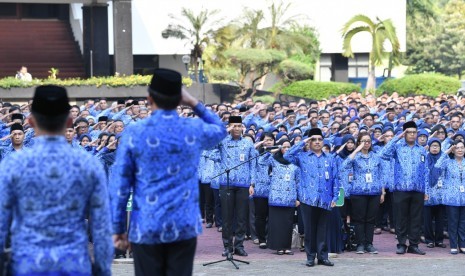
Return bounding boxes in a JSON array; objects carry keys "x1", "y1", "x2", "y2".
[
  {"x1": 437, "y1": 179, "x2": 443, "y2": 188},
  {"x1": 348, "y1": 173, "x2": 353, "y2": 182},
  {"x1": 240, "y1": 154, "x2": 245, "y2": 161},
  {"x1": 366, "y1": 173, "x2": 373, "y2": 183},
  {"x1": 460, "y1": 186, "x2": 465, "y2": 193},
  {"x1": 285, "y1": 174, "x2": 291, "y2": 182},
  {"x1": 325, "y1": 171, "x2": 330, "y2": 180},
  {"x1": 421, "y1": 155, "x2": 425, "y2": 163}
]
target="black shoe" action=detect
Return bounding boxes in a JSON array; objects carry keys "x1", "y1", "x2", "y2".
[
  {"x1": 365, "y1": 244, "x2": 378, "y2": 254},
  {"x1": 317, "y1": 259, "x2": 334, "y2": 266},
  {"x1": 114, "y1": 254, "x2": 126, "y2": 259},
  {"x1": 426, "y1": 243, "x2": 434, "y2": 248},
  {"x1": 234, "y1": 248, "x2": 248, "y2": 256},
  {"x1": 396, "y1": 244, "x2": 407, "y2": 254},
  {"x1": 436, "y1": 242, "x2": 447, "y2": 248},
  {"x1": 407, "y1": 246, "x2": 426, "y2": 255},
  {"x1": 222, "y1": 248, "x2": 233, "y2": 257},
  {"x1": 259, "y1": 243, "x2": 267, "y2": 249},
  {"x1": 306, "y1": 260, "x2": 315, "y2": 267},
  {"x1": 356, "y1": 244, "x2": 365, "y2": 254},
  {"x1": 206, "y1": 223, "x2": 213, "y2": 228},
  {"x1": 129, "y1": 251, "x2": 133, "y2": 258},
  {"x1": 217, "y1": 227, "x2": 222, "y2": 232}
]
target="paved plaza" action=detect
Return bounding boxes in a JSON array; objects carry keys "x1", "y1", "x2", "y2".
[{"x1": 112, "y1": 224, "x2": 465, "y2": 276}]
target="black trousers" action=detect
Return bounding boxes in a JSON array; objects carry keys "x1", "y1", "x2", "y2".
[
  {"x1": 212, "y1": 188, "x2": 222, "y2": 227},
  {"x1": 350, "y1": 195, "x2": 380, "y2": 246},
  {"x1": 254, "y1": 197, "x2": 269, "y2": 244},
  {"x1": 220, "y1": 186, "x2": 249, "y2": 250},
  {"x1": 199, "y1": 183, "x2": 214, "y2": 224},
  {"x1": 446, "y1": 206, "x2": 465, "y2": 249},
  {"x1": 300, "y1": 203, "x2": 330, "y2": 261},
  {"x1": 376, "y1": 191, "x2": 395, "y2": 228},
  {"x1": 132, "y1": 238, "x2": 197, "y2": 276},
  {"x1": 393, "y1": 191, "x2": 424, "y2": 246},
  {"x1": 424, "y1": 205, "x2": 445, "y2": 244}
]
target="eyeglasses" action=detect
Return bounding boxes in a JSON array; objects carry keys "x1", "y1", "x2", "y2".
[
  {"x1": 437, "y1": 131, "x2": 445, "y2": 134},
  {"x1": 310, "y1": 138, "x2": 323, "y2": 142},
  {"x1": 360, "y1": 140, "x2": 371, "y2": 143}
]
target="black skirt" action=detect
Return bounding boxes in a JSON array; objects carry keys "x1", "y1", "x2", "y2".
[{"x1": 267, "y1": 205, "x2": 295, "y2": 250}]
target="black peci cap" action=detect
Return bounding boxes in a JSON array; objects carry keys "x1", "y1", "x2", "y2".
[
  {"x1": 31, "y1": 85, "x2": 70, "y2": 116},
  {"x1": 403, "y1": 121, "x2": 417, "y2": 131},
  {"x1": 10, "y1": 123, "x2": 24, "y2": 133},
  {"x1": 148, "y1": 68, "x2": 182, "y2": 97},
  {"x1": 229, "y1": 116, "x2": 242, "y2": 124}
]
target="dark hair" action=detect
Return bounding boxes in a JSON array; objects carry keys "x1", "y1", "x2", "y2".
[
  {"x1": 32, "y1": 112, "x2": 69, "y2": 132},
  {"x1": 105, "y1": 134, "x2": 116, "y2": 147},
  {"x1": 450, "y1": 141, "x2": 465, "y2": 159},
  {"x1": 260, "y1": 132, "x2": 276, "y2": 143},
  {"x1": 98, "y1": 132, "x2": 110, "y2": 146},
  {"x1": 148, "y1": 88, "x2": 181, "y2": 110},
  {"x1": 74, "y1": 117, "x2": 89, "y2": 127},
  {"x1": 356, "y1": 132, "x2": 373, "y2": 152}
]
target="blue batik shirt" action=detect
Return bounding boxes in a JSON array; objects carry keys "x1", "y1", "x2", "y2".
[
  {"x1": 284, "y1": 141, "x2": 339, "y2": 210},
  {"x1": 199, "y1": 149, "x2": 215, "y2": 184},
  {"x1": 261, "y1": 153, "x2": 299, "y2": 207},
  {"x1": 254, "y1": 152, "x2": 271, "y2": 198},
  {"x1": 0, "y1": 136, "x2": 113, "y2": 276},
  {"x1": 110, "y1": 103, "x2": 227, "y2": 244},
  {"x1": 342, "y1": 151, "x2": 384, "y2": 196},
  {"x1": 380, "y1": 136, "x2": 429, "y2": 193},
  {"x1": 434, "y1": 153, "x2": 465, "y2": 206},
  {"x1": 210, "y1": 135, "x2": 257, "y2": 188}
]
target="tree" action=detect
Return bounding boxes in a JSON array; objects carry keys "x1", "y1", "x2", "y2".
[
  {"x1": 342, "y1": 15, "x2": 400, "y2": 93},
  {"x1": 225, "y1": 48, "x2": 286, "y2": 98},
  {"x1": 434, "y1": 0, "x2": 465, "y2": 79},
  {"x1": 162, "y1": 8, "x2": 222, "y2": 82}
]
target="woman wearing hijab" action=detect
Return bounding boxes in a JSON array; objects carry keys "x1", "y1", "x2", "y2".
[
  {"x1": 342, "y1": 132, "x2": 384, "y2": 254},
  {"x1": 253, "y1": 132, "x2": 275, "y2": 248},
  {"x1": 435, "y1": 141, "x2": 465, "y2": 254},
  {"x1": 263, "y1": 139, "x2": 299, "y2": 255},
  {"x1": 424, "y1": 138, "x2": 446, "y2": 248}
]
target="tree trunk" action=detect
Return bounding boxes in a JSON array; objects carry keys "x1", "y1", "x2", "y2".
[{"x1": 366, "y1": 63, "x2": 376, "y2": 95}]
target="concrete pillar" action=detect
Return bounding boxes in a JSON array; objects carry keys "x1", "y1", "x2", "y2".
[
  {"x1": 82, "y1": 3, "x2": 110, "y2": 77},
  {"x1": 113, "y1": 0, "x2": 133, "y2": 76}
]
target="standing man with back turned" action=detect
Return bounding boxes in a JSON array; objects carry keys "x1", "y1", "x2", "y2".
[
  {"x1": 0, "y1": 85, "x2": 113, "y2": 275},
  {"x1": 110, "y1": 68, "x2": 227, "y2": 276}
]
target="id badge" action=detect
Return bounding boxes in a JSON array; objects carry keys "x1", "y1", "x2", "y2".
[
  {"x1": 240, "y1": 154, "x2": 245, "y2": 161},
  {"x1": 325, "y1": 171, "x2": 330, "y2": 180},
  {"x1": 460, "y1": 186, "x2": 465, "y2": 193},
  {"x1": 365, "y1": 173, "x2": 373, "y2": 183},
  {"x1": 285, "y1": 174, "x2": 291, "y2": 181},
  {"x1": 421, "y1": 155, "x2": 425, "y2": 163},
  {"x1": 437, "y1": 179, "x2": 443, "y2": 188},
  {"x1": 348, "y1": 173, "x2": 353, "y2": 182}
]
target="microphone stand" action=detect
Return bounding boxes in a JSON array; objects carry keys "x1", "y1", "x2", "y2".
[{"x1": 203, "y1": 148, "x2": 276, "y2": 269}]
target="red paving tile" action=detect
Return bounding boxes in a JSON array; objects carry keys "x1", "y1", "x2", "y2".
[{"x1": 195, "y1": 225, "x2": 453, "y2": 263}]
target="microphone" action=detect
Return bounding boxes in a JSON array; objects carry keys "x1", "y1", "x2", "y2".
[{"x1": 264, "y1": 146, "x2": 281, "y2": 150}]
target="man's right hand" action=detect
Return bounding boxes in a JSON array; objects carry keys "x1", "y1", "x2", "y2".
[{"x1": 113, "y1": 234, "x2": 129, "y2": 251}]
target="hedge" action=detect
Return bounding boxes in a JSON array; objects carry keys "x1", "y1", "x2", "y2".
[
  {"x1": 281, "y1": 80, "x2": 361, "y2": 100},
  {"x1": 377, "y1": 74, "x2": 461, "y2": 97},
  {"x1": 0, "y1": 75, "x2": 193, "y2": 89}
]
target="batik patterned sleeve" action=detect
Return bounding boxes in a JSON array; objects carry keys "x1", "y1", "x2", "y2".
[
  {"x1": 110, "y1": 128, "x2": 135, "y2": 234},
  {"x1": 434, "y1": 153, "x2": 449, "y2": 170},
  {"x1": 89, "y1": 162, "x2": 113, "y2": 276},
  {"x1": 380, "y1": 136, "x2": 400, "y2": 160},
  {"x1": 331, "y1": 157, "x2": 340, "y2": 203},
  {"x1": 283, "y1": 141, "x2": 305, "y2": 166},
  {"x1": 249, "y1": 146, "x2": 258, "y2": 185},
  {"x1": 0, "y1": 158, "x2": 13, "y2": 252},
  {"x1": 193, "y1": 103, "x2": 227, "y2": 149}
]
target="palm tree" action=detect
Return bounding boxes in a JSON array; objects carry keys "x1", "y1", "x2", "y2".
[
  {"x1": 162, "y1": 8, "x2": 222, "y2": 82},
  {"x1": 341, "y1": 15, "x2": 400, "y2": 93}
]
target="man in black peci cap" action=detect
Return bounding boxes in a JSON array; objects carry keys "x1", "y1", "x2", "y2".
[
  {"x1": 380, "y1": 121, "x2": 429, "y2": 255},
  {"x1": 110, "y1": 68, "x2": 226, "y2": 276},
  {"x1": 0, "y1": 85, "x2": 113, "y2": 275}
]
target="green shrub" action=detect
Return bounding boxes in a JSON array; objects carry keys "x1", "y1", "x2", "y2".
[
  {"x1": 253, "y1": 95, "x2": 276, "y2": 104},
  {"x1": 377, "y1": 74, "x2": 461, "y2": 96},
  {"x1": 281, "y1": 80, "x2": 361, "y2": 100},
  {"x1": 0, "y1": 75, "x2": 193, "y2": 89}
]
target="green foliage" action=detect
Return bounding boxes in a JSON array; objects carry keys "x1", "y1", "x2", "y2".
[
  {"x1": 377, "y1": 74, "x2": 461, "y2": 96},
  {"x1": 281, "y1": 80, "x2": 361, "y2": 100},
  {"x1": 278, "y1": 59, "x2": 313, "y2": 83},
  {"x1": 0, "y1": 75, "x2": 193, "y2": 89},
  {"x1": 253, "y1": 95, "x2": 276, "y2": 104},
  {"x1": 208, "y1": 67, "x2": 239, "y2": 82}
]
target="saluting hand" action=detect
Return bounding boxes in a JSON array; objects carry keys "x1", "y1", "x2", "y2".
[{"x1": 446, "y1": 145, "x2": 456, "y2": 154}]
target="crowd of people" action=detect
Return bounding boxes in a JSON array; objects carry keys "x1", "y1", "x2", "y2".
[{"x1": 1, "y1": 69, "x2": 465, "y2": 274}]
